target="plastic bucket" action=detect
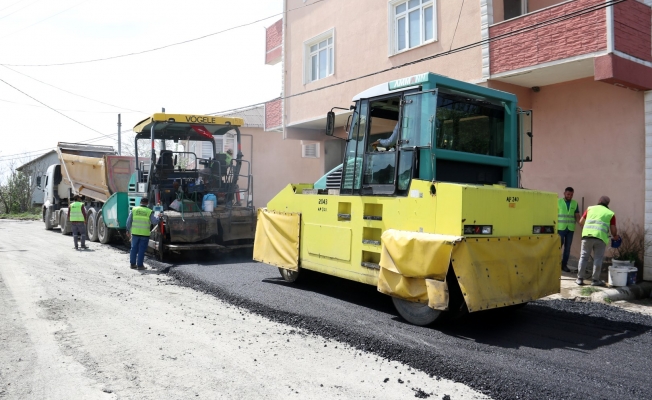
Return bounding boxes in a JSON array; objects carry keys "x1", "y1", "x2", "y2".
[
  {"x1": 608, "y1": 266, "x2": 630, "y2": 287},
  {"x1": 626, "y1": 266, "x2": 638, "y2": 286},
  {"x1": 203, "y1": 200, "x2": 214, "y2": 212}
]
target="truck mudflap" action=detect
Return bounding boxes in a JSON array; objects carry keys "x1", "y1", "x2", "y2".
[
  {"x1": 253, "y1": 208, "x2": 301, "y2": 270},
  {"x1": 377, "y1": 229, "x2": 561, "y2": 312}
]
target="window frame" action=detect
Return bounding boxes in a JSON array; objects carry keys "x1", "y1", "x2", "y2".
[
  {"x1": 303, "y1": 28, "x2": 335, "y2": 84},
  {"x1": 388, "y1": 0, "x2": 437, "y2": 56}
]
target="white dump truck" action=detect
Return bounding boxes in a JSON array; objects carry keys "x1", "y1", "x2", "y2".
[{"x1": 40, "y1": 142, "x2": 135, "y2": 243}]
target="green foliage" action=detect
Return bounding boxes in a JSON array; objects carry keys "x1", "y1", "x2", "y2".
[
  {"x1": 0, "y1": 169, "x2": 32, "y2": 214},
  {"x1": 580, "y1": 286, "x2": 601, "y2": 296},
  {"x1": 611, "y1": 224, "x2": 650, "y2": 267},
  {"x1": 603, "y1": 298, "x2": 613, "y2": 304}
]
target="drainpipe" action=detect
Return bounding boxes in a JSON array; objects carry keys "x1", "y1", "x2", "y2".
[
  {"x1": 605, "y1": 0, "x2": 614, "y2": 54},
  {"x1": 281, "y1": 0, "x2": 287, "y2": 140},
  {"x1": 645, "y1": 91, "x2": 652, "y2": 281}
]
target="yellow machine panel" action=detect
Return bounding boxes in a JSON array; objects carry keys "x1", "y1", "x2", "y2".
[{"x1": 254, "y1": 179, "x2": 561, "y2": 314}]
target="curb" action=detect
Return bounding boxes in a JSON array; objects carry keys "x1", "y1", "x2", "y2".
[{"x1": 590, "y1": 282, "x2": 652, "y2": 302}]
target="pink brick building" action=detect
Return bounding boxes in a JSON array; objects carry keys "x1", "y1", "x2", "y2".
[{"x1": 263, "y1": 0, "x2": 652, "y2": 279}]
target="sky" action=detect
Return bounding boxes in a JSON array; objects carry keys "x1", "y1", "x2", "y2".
[{"x1": 0, "y1": 0, "x2": 283, "y2": 169}]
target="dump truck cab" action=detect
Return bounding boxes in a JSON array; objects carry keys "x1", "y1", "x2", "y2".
[
  {"x1": 129, "y1": 113, "x2": 255, "y2": 259},
  {"x1": 255, "y1": 73, "x2": 559, "y2": 326}
]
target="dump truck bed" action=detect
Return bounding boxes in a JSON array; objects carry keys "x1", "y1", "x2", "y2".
[{"x1": 57, "y1": 142, "x2": 135, "y2": 202}]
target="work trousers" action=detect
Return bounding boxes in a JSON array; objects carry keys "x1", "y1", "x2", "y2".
[
  {"x1": 71, "y1": 222, "x2": 86, "y2": 248},
  {"x1": 558, "y1": 229, "x2": 574, "y2": 268},
  {"x1": 577, "y1": 237, "x2": 606, "y2": 282},
  {"x1": 130, "y1": 234, "x2": 149, "y2": 267}
]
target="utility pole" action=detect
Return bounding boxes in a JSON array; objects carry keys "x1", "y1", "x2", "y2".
[{"x1": 117, "y1": 114, "x2": 122, "y2": 155}]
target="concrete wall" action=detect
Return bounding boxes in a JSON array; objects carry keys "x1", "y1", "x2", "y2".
[
  {"x1": 283, "y1": 0, "x2": 485, "y2": 126},
  {"x1": 240, "y1": 126, "x2": 326, "y2": 208},
  {"x1": 517, "y1": 78, "x2": 646, "y2": 264}
]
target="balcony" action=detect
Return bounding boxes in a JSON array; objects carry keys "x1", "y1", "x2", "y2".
[{"x1": 488, "y1": 0, "x2": 652, "y2": 90}]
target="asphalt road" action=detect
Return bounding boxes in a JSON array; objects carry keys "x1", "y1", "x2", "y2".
[
  {"x1": 0, "y1": 220, "x2": 486, "y2": 400},
  {"x1": 165, "y1": 250, "x2": 652, "y2": 400}
]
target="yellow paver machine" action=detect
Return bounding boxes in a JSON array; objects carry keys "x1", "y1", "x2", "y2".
[{"x1": 254, "y1": 73, "x2": 560, "y2": 325}]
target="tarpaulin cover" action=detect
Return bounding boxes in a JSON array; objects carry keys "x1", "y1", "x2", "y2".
[
  {"x1": 377, "y1": 230, "x2": 462, "y2": 302},
  {"x1": 451, "y1": 235, "x2": 560, "y2": 312},
  {"x1": 253, "y1": 208, "x2": 300, "y2": 271}
]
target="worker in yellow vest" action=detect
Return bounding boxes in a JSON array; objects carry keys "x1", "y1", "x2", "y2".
[
  {"x1": 558, "y1": 187, "x2": 580, "y2": 272},
  {"x1": 67, "y1": 195, "x2": 88, "y2": 250},
  {"x1": 126, "y1": 197, "x2": 161, "y2": 270},
  {"x1": 576, "y1": 196, "x2": 619, "y2": 286}
]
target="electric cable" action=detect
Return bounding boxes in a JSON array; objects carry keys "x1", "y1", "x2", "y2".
[
  {"x1": 0, "y1": 76, "x2": 115, "y2": 139},
  {"x1": 449, "y1": 0, "x2": 466, "y2": 51},
  {"x1": 1, "y1": 65, "x2": 147, "y2": 113},
  {"x1": 0, "y1": 0, "x2": 41, "y2": 22},
  {"x1": 0, "y1": 0, "x2": 91, "y2": 40},
  {"x1": 0, "y1": 0, "x2": 28, "y2": 14},
  {"x1": 209, "y1": 0, "x2": 626, "y2": 113},
  {"x1": 0, "y1": 97, "x2": 140, "y2": 113},
  {"x1": 0, "y1": 0, "x2": 327, "y2": 67}
]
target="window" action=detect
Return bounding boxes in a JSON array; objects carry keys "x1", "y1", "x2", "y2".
[
  {"x1": 391, "y1": 0, "x2": 435, "y2": 54},
  {"x1": 504, "y1": 0, "x2": 527, "y2": 20},
  {"x1": 304, "y1": 29, "x2": 334, "y2": 83}
]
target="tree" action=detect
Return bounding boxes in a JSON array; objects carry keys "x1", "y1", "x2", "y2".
[{"x1": 0, "y1": 160, "x2": 32, "y2": 214}]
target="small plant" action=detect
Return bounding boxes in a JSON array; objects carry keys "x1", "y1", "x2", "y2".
[
  {"x1": 604, "y1": 298, "x2": 613, "y2": 304},
  {"x1": 611, "y1": 223, "x2": 650, "y2": 266},
  {"x1": 580, "y1": 287, "x2": 601, "y2": 296}
]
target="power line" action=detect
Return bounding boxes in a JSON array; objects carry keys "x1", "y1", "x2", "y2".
[
  {"x1": 279, "y1": 0, "x2": 625, "y2": 102},
  {"x1": 1, "y1": 65, "x2": 147, "y2": 113},
  {"x1": 0, "y1": 97, "x2": 141, "y2": 113},
  {"x1": 215, "y1": 0, "x2": 625, "y2": 114},
  {"x1": 0, "y1": 0, "x2": 327, "y2": 67},
  {"x1": 0, "y1": 0, "x2": 28, "y2": 13},
  {"x1": 0, "y1": 129, "x2": 134, "y2": 162},
  {"x1": 449, "y1": 0, "x2": 466, "y2": 52},
  {"x1": 0, "y1": 0, "x2": 91, "y2": 41},
  {"x1": 0, "y1": 76, "x2": 115, "y2": 139},
  {"x1": 0, "y1": 0, "x2": 41, "y2": 22}
]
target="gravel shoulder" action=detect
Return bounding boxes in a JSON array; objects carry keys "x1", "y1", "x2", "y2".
[{"x1": 0, "y1": 220, "x2": 486, "y2": 400}]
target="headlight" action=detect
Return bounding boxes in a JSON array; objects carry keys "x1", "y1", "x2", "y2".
[{"x1": 533, "y1": 225, "x2": 554, "y2": 234}]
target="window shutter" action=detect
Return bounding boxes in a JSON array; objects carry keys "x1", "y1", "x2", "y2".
[
  {"x1": 202, "y1": 142, "x2": 214, "y2": 159},
  {"x1": 301, "y1": 142, "x2": 320, "y2": 158}
]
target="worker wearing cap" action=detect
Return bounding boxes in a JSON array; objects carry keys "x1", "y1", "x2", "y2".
[
  {"x1": 576, "y1": 196, "x2": 619, "y2": 286},
  {"x1": 126, "y1": 198, "x2": 161, "y2": 270},
  {"x1": 558, "y1": 187, "x2": 580, "y2": 272},
  {"x1": 68, "y1": 195, "x2": 89, "y2": 250},
  {"x1": 225, "y1": 148, "x2": 233, "y2": 165}
]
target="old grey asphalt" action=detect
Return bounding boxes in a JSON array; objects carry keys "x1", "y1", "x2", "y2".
[{"x1": 164, "y1": 251, "x2": 652, "y2": 400}]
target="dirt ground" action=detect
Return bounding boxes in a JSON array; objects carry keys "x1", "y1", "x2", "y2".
[{"x1": 0, "y1": 220, "x2": 487, "y2": 399}]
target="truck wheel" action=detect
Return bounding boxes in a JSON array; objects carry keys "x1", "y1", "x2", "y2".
[
  {"x1": 44, "y1": 208, "x2": 53, "y2": 230},
  {"x1": 59, "y1": 213, "x2": 70, "y2": 235},
  {"x1": 278, "y1": 267, "x2": 300, "y2": 283},
  {"x1": 392, "y1": 297, "x2": 442, "y2": 326},
  {"x1": 86, "y1": 209, "x2": 99, "y2": 242},
  {"x1": 97, "y1": 214, "x2": 112, "y2": 244}
]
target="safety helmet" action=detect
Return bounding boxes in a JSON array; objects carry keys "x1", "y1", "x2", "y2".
[{"x1": 611, "y1": 237, "x2": 622, "y2": 248}]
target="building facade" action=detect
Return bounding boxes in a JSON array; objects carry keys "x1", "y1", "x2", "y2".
[
  {"x1": 264, "y1": 0, "x2": 652, "y2": 279},
  {"x1": 16, "y1": 150, "x2": 58, "y2": 207}
]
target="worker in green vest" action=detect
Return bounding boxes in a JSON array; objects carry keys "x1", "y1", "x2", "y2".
[
  {"x1": 576, "y1": 196, "x2": 619, "y2": 286},
  {"x1": 126, "y1": 198, "x2": 161, "y2": 270},
  {"x1": 67, "y1": 195, "x2": 88, "y2": 250},
  {"x1": 558, "y1": 187, "x2": 580, "y2": 272}
]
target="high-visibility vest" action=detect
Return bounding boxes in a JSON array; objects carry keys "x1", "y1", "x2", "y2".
[
  {"x1": 557, "y1": 198, "x2": 578, "y2": 231},
  {"x1": 69, "y1": 202, "x2": 85, "y2": 222},
  {"x1": 131, "y1": 206, "x2": 153, "y2": 236},
  {"x1": 581, "y1": 205, "x2": 614, "y2": 245}
]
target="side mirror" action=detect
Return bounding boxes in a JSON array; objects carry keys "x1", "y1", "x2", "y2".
[
  {"x1": 36, "y1": 176, "x2": 42, "y2": 189},
  {"x1": 517, "y1": 109, "x2": 533, "y2": 162},
  {"x1": 325, "y1": 111, "x2": 335, "y2": 136}
]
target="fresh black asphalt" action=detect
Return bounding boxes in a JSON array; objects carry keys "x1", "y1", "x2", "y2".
[{"x1": 154, "y1": 251, "x2": 652, "y2": 400}]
